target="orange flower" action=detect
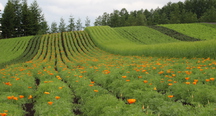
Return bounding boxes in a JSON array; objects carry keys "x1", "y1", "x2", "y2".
[
  {"x1": 194, "y1": 79, "x2": 198, "y2": 82},
  {"x1": 206, "y1": 79, "x2": 210, "y2": 82},
  {"x1": 168, "y1": 95, "x2": 174, "y2": 98},
  {"x1": 122, "y1": 76, "x2": 127, "y2": 78},
  {"x1": 158, "y1": 71, "x2": 164, "y2": 74},
  {"x1": 193, "y1": 82, "x2": 197, "y2": 85},
  {"x1": 28, "y1": 86, "x2": 32, "y2": 88},
  {"x1": 28, "y1": 95, "x2": 33, "y2": 99},
  {"x1": 143, "y1": 80, "x2": 148, "y2": 83},
  {"x1": 19, "y1": 95, "x2": 24, "y2": 99},
  {"x1": 154, "y1": 87, "x2": 157, "y2": 90},
  {"x1": 126, "y1": 80, "x2": 130, "y2": 82},
  {"x1": 0, "y1": 113, "x2": 7, "y2": 116},
  {"x1": 185, "y1": 77, "x2": 190, "y2": 80},
  {"x1": 79, "y1": 76, "x2": 83, "y2": 78},
  {"x1": 4, "y1": 82, "x2": 12, "y2": 86},
  {"x1": 13, "y1": 97, "x2": 18, "y2": 100},
  {"x1": 138, "y1": 76, "x2": 142, "y2": 78},
  {"x1": 59, "y1": 87, "x2": 63, "y2": 89},
  {"x1": 75, "y1": 80, "x2": 79, "y2": 82},
  {"x1": 93, "y1": 90, "x2": 98, "y2": 92},
  {"x1": 16, "y1": 78, "x2": 20, "y2": 80},
  {"x1": 168, "y1": 83, "x2": 173, "y2": 86},
  {"x1": 55, "y1": 96, "x2": 60, "y2": 100},
  {"x1": 91, "y1": 81, "x2": 95, "y2": 84},
  {"x1": 127, "y1": 99, "x2": 136, "y2": 104},
  {"x1": 173, "y1": 81, "x2": 177, "y2": 83},
  {"x1": 172, "y1": 74, "x2": 176, "y2": 77},
  {"x1": 185, "y1": 82, "x2": 190, "y2": 85},
  {"x1": 89, "y1": 84, "x2": 94, "y2": 86},
  {"x1": 210, "y1": 78, "x2": 215, "y2": 81},
  {"x1": 7, "y1": 96, "x2": 13, "y2": 100},
  {"x1": 44, "y1": 92, "x2": 50, "y2": 94},
  {"x1": 48, "y1": 102, "x2": 53, "y2": 105},
  {"x1": 49, "y1": 73, "x2": 54, "y2": 75}
]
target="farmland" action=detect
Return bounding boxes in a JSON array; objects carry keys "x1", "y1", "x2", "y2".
[{"x1": 0, "y1": 23, "x2": 216, "y2": 116}]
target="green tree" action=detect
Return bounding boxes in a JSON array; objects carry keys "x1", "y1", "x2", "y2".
[
  {"x1": 94, "y1": 16, "x2": 102, "y2": 26},
  {"x1": 119, "y1": 8, "x2": 129, "y2": 26},
  {"x1": 67, "y1": 15, "x2": 75, "y2": 31},
  {"x1": 101, "y1": 12, "x2": 109, "y2": 26},
  {"x1": 21, "y1": 0, "x2": 33, "y2": 36},
  {"x1": 29, "y1": 0, "x2": 42, "y2": 35},
  {"x1": 50, "y1": 21, "x2": 58, "y2": 33},
  {"x1": 109, "y1": 10, "x2": 121, "y2": 27},
  {"x1": 181, "y1": 9, "x2": 197, "y2": 23},
  {"x1": 169, "y1": 3, "x2": 181, "y2": 24},
  {"x1": 76, "y1": 18, "x2": 83, "y2": 31},
  {"x1": 135, "y1": 10, "x2": 147, "y2": 26},
  {"x1": 38, "y1": 14, "x2": 49, "y2": 34},
  {"x1": 59, "y1": 17, "x2": 66, "y2": 32},
  {"x1": 2, "y1": 1, "x2": 15, "y2": 38},
  {"x1": 11, "y1": 0, "x2": 22, "y2": 37},
  {"x1": 85, "y1": 16, "x2": 91, "y2": 28},
  {"x1": 200, "y1": 6, "x2": 216, "y2": 22}
]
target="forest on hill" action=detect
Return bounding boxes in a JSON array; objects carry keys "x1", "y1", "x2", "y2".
[{"x1": 0, "y1": 0, "x2": 216, "y2": 39}]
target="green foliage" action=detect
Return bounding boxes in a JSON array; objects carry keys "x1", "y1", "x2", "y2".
[{"x1": 160, "y1": 23, "x2": 216, "y2": 40}]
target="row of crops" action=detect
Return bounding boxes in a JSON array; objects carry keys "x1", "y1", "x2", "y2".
[
  {"x1": 85, "y1": 24, "x2": 216, "y2": 58},
  {"x1": 0, "y1": 23, "x2": 216, "y2": 116}
]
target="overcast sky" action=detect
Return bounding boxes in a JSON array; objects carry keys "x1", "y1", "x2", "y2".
[{"x1": 0, "y1": 0, "x2": 185, "y2": 27}]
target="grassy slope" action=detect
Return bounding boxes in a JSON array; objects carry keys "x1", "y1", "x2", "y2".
[
  {"x1": 86, "y1": 26, "x2": 216, "y2": 58},
  {"x1": 114, "y1": 26, "x2": 180, "y2": 45},
  {"x1": 159, "y1": 23, "x2": 216, "y2": 40},
  {"x1": 0, "y1": 36, "x2": 33, "y2": 64}
]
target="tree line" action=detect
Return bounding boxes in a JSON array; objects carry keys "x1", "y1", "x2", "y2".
[
  {"x1": 1, "y1": 0, "x2": 216, "y2": 39},
  {"x1": 1, "y1": 0, "x2": 48, "y2": 38},
  {"x1": 94, "y1": 0, "x2": 216, "y2": 27},
  {"x1": 0, "y1": 0, "x2": 91, "y2": 39}
]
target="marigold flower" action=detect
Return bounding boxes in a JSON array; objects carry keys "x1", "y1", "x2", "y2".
[
  {"x1": 168, "y1": 83, "x2": 173, "y2": 86},
  {"x1": 185, "y1": 77, "x2": 190, "y2": 80},
  {"x1": 48, "y1": 102, "x2": 53, "y2": 105},
  {"x1": 7, "y1": 96, "x2": 13, "y2": 100},
  {"x1": 143, "y1": 80, "x2": 148, "y2": 83},
  {"x1": 28, "y1": 95, "x2": 33, "y2": 99},
  {"x1": 154, "y1": 87, "x2": 157, "y2": 90},
  {"x1": 210, "y1": 78, "x2": 215, "y2": 81},
  {"x1": 44, "y1": 92, "x2": 50, "y2": 94},
  {"x1": 168, "y1": 95, "x2": 174, "y2": 98},
  {"x1": 19, "y1": 95, "x2": 24, "y2": 99},
  {"x1": 193, "y1": 82, "x2": 197, "y2": 85},
  {"x1": 94, "y1": 90, "x2": 98, "y2": 92},
  {"x1": 13, "y1": 97, "x2": 18, "y2": 100},
  {"x1": 185, "y1": 82, "x2": 190, "y2": 85},
  {"x1": 122, "y1": 76, "x2": 127, "y2": 78},
  {"x1": 59, "y1": 87, "x2": 63, "y2": 89},
  {"x1": 127, "y1": 99, "x2": 136, "y2": 104},
  {"x1": 0, "y1": 113, "x2": 7, "y2": 116},
  {"x1": 194, "y1": 79, "x2": 198, "y2": 82},
  {"x1": 206, "y1": 79, "x2": 210, "y2": 82},
  {"x1": 138, "y1": 76, "x2": 142, "y2": 78},
  {"x1": 89, "y1": 84, "x2": 94, "y2": 86},
  {"x1": 55, "y1": 96, "x2": 60, "y2": 100}
]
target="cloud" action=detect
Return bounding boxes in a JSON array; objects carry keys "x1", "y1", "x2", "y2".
[{"x1": 0, "y1": 2, "x2": 4, "y2": 12}]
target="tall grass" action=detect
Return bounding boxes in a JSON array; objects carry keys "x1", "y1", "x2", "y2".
[{"x1": 85, "y1": 26, "x2": 216, "y2": 58}]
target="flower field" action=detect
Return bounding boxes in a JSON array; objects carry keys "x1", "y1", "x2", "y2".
[{"x1": 0, "y1": 24, "x2": 216, "y2": 116}]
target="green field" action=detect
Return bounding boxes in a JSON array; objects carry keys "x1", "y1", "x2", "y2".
[{"x1": 0, "y1": 23, "x2": 216, "y2": 116}]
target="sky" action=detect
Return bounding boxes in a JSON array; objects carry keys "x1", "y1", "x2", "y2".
[{"x1": 0, "y1": 0, "x2": 185, "y2": 27}]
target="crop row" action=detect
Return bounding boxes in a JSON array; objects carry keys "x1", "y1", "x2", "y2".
[
  {"x1": 0, "y1": 36, "x2": 33, "y2": 66},
  {"x1": 159, "y1": 23, "x2": 216, "y2": 40},
  {"x1": 1, "y1": 27, "x2": 216, "y2": 116},
  {"x1": 85, "y1": 26, "x2": 216, "y2": 58},
  {"x1": 114, "y1": 26, "x2": 180, "y2": 44}
]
